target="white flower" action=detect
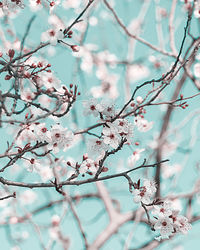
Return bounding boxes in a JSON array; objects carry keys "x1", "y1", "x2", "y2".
[
  {"x1": 21, "y1": 88, "x2": 35, "y2": 102},
  {"x1": 133, "y1": 179, "x2": 157, "y2": 204},
  {"x1": 152, "y1": 201, "x2": 172, "y2": 218},
  {"x1": 175, "y1": 215, "x2": 192, "y2": 234},
  {"x1": 35, "y1": 123, "x2": 51, "y2": 142},
  {"x1": 135, "y1": 117, "x2": 153, "y2": 132},
  {"x1": 87, "y1": 138, "x2": 109, "y2": 155},
  {"x1": 16, "y1": 124, "x2": 36, "y2": 146},
  {"x1": 162, "y1": 163, "x2": 182, "y2": 179},
  {"x1": 20, "y1": 190, "x2": 37, "y2": 205},
  {"x1": 194, "y1": 63, "x2": 200, "y2": 78},
  {"x1": 127, "y1": 149, "x2": 145, "y2": 167},
  {"x1": 38, "y1": 71, "x2": 61, "y2": 89},
  {"x1": 83, "y1": 99, "x2": 99, "y2": 117},
  {"x1": 133, "y1": 188, "x2": 152, "y2": 204},
  {"x1": 51, "y1": 214, "x2": 60, "y2": 226},
  {"x1": 154, "y1": 216, "x2": 174, "y2": 238},
  {"x1": 47, "y1": 124, "x2": 74, "y2": 153},
  {"x1": 39, "y1": 166, "x2": 53, "y2": 182},
  {"x1": 96, "y1": 101, "x2": 116, "y2": 118},
  {"x1": 143, "y1": 179, "x2": 157, "y2": 195},
  {"x1": 113, "y1": 118, "x2": 129, "y2": 134},
  {"x1": 26, "y1": 158, "x2": 41, "y2": 172},
  {"x1": 79, "y1": 159, "x2": 97, "y2": 175},
  {"x1": 102, "y1": 124, "x2": 120, "y2": 149},
  {"x1": 127, "y1": 64, "x2": 149, "y2": 83},
  {"x1": 41, "y1": 28, "x2": 64, "y2": 46}
]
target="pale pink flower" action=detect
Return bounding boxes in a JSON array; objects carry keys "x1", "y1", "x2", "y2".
[
  {"x1": 26, "y1": 158, "x2": 41, "y2": 173},
  {"x1": 21, "y1": 88, "x2": 35, "y2": 102},
  {"x1": 79, "y1": 159, "x2": 97, "y2": 175},
  {"x1": 83, "y1": 99, "x2": 99, "y2": 117},
  {"x1": 39, "y1": 166, "x2": 53, "y2": 182},
  {"x1": 41, "y1": 28, "x2": 64, "y2": 46},
  {"x1": 162, "y1": 163, "x2": 182, "y2": 179},
  {"x1": 102, "y1": 125, "x2": 120, "y2": 149},
  {"x1": 133, "y1": 188, "x2": 152, "y2": 204},
  {"x1": 194, "y1": 63, "x2": 200, "y2": 78},
  {"x1": 135, "y1": 117, "x2": 153, "y2": 132},
  {"x1": 20, "y1": 190, "x2": 37, "y2": 205},
  {"x1": 136, "y1": 96, "x2": 143, "y2": 104},
  {"x1": 154, "y1": 216, "x2": 174, "y2": 238},
  {"x1": 47, "y1": 124, "x2": 74, "y2": 153},
  {"x1": 87, "y1": 138, "x2": 109, "y2": 155},
  {"x1": 127, "y1": 149, "x2": 145, "y2": 167},
  {"x1": 133, "y1": 179, "x2": 157, "y2": 204},
  {"x1": 152, "y1": 201, "x2": 172, "y2": 218},
  {"x1": 35, "y1": 123, "x2": 51, "y2": 142},
  {"x1": 38, "y1": 71, "x2": 61, "y2": 89},
  {"x1": 174, "y1": 215, "x2": 192, "y2": 234},
  {"x1": 96, "y1": 100, "x2": 116, "y2": 118}
]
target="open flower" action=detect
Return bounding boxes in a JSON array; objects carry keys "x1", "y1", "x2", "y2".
[
  {"x1": 47, "y1": 124, "x2": 74, "y2": 153},
  {"x1": 174, "y1": 215, "x2": 192, "y2": 234},
  {"x1": 79, "y1": 159, "x2": 98, "y2": 175},
  {"x1": 102, "y1": 124, "x2": 120, "y2": 149},
  {"x1": 26, "y1": 158, "x2": 41, "y2": 173},
  {"x1": 133, "y1": 179, "x2": 157, "y2": 204},
  {"x1": 152, "y1": 201, "x2": 172, "y2": 218},
  {"x1": 154, "y1": 216, "x2": 174, "y2": 239},
  {"x1": 41, "y1": 28, "x2": 64, "y2": 46},
  {"x1": 83, "y1": 98, "x2": 99, "y2": 117},
  {"x1": 35, "y1": 123, "x2": 51, "y2": 142}
]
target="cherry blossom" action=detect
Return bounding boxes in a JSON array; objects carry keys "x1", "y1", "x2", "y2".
[
  {"x1": 38, "y1": 71, "x2": 61, "y2": 89},
  {"x1": 35, "y1": 123, "x2": 51, "y2": 142},
  {"x1": 127, "y1": 148, "x2": 145, "y2": 167},
  {"x1": 102, "y1": 124, "x2": 120, "y2": 149},
  {"x1": 41, "y1": 28, "x2": 64, "y2": 46},
  {"x1": 19, "y1": 190, "x2": 37, "y2": 205},
  {"x1": 79, "y1": 158, "x2": 98, "y2": 175},
  {"x1": 82, "y1": 98, "x2": 99, "y2": 117},
  {"x1": 152, "y1": 201, "x2": 172, "y2": 218},
  {"x1": 96, "y1": 100, "x2": 116, "y2": 118},
  {"x1": 135, "y1": 116, "x2": 153, "y2": 132},
  {"x1": 133, "y1": 179, "x2": 157, "y2": 204},
  {"x1": 21, "y1": 88, "x2": 36, "y2": 102},
  {"x1": 175, "y1": 215, "x2": 192, "y2": 234},
  {"x1": 154, "y1": 216, "x2": 174, "y2": 239},
  {"x1": 194, "y1": 63, "x2": 200, "y2": 78},
  {"x1": 46, "y1": 124, "x2": 74, "y2": 153},
  {"x1": 26, "y1": 158, "x2": 41, "y2": 173},
  {"x1": 87, "y1": 138, "x2": 109, "y2": 155}
]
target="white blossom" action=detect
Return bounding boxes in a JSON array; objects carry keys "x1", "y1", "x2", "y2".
[
  {"x1": 102, "y1": 124, "x2": 120, "y2": 149},
  {"x1": 127, "y1": 148, "x2": 145, "y2": 167},
  {"x1": 87, "y1": 138, "x2": 109, "y2": 155},
  {"x1": 41, "y1": 28, "x2": 64, "y2": 46},
  {"x1": 152, "y1": 201, "x2": 172, "y2": 218},
  {"x1": 47, "y1": 124, "x2": 74, "y2": 153},
  {"x1": 79, "y1": 159, "x2": 97, "y2": 175},
  {"x1": 133, "y1": 179, "x2": 157, "y2": 204},
  {"x1": 83, "y1": 98, "x2": 99, "y2": 117},
  {"x1": 135, "y1": 117, "x2": 153, "y2": 132},
  {"x1": 175, "y1": 215, "x2": 192, "y2": 234},
  {"x1": 35, "y1": 123, "x2": 51, "y2": 142},
  {"x1": 154, "y1": 216, "x2": 174, "y2": 238},
  {"x1": 19, "y1": 190, "x2": 37, "y2": 205},
  {"x1": 26, "y1": 158, "x2": 41, "y2": 173}
]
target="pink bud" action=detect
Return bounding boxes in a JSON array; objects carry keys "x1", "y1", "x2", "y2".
[{"x1": 71, "y1": 45, "x2": 80, "y2": 52}]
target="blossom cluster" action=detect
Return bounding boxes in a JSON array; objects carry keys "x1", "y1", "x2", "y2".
[
  {"x1": 83, "y1": 98, "x2": 154, "y2": 152},
  {"x1": 132, "y1": 179, "x2": 192, "y2": 240},
  {"x1": 153, "y1": 201, "x2": 192, "y2": 240}
]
